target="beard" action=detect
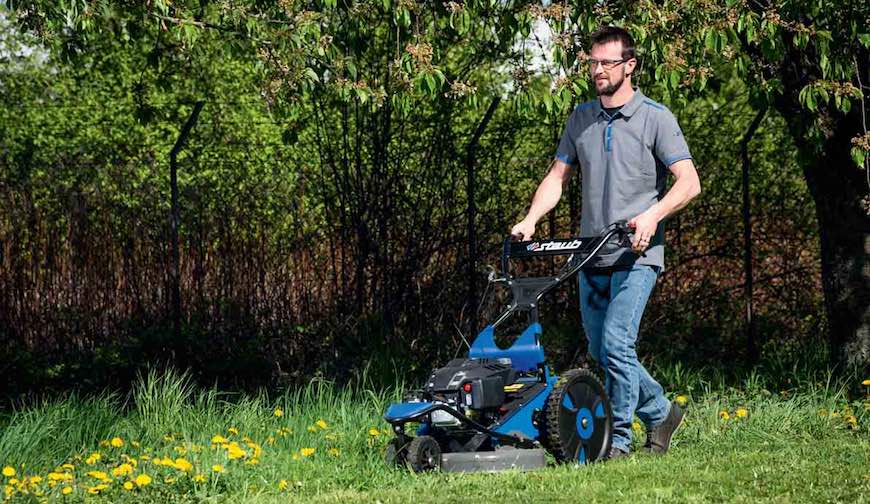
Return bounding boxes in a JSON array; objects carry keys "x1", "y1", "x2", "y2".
[{"x1": 595, "y1": 72, "x2": 625, "y2": 97}]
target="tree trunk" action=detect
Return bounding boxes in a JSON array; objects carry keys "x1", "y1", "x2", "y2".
[{"x1": 775, "y1": 98, "x2": 870, "y2": 369}]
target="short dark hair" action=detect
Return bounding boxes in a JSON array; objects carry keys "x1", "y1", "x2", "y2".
[{"x1": 591, "y1": 26, "x2": 636, "y2": 61}]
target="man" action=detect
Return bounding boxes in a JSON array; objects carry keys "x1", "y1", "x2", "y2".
[{"x1": 510, "y1": 26, "x2": 701, "y2": 459}]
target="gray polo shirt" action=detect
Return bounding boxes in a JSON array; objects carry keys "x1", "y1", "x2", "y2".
[{"x1": 555, "y1": 89, "x2": 692, "y2": 270}]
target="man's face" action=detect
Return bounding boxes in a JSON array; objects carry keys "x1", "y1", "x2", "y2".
[{"x1": 589, "y1": 41, "x2": 635, "y2": 96}]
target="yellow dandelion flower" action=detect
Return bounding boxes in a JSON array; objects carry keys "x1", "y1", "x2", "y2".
[
  {"x1": 228, "y1": 427, "x2": 239, "y2": 436},
  {"x1": 226, "y1": 443, "x2": 247, "y2": 460},
  {"x1": 85, "y1": 452, "x2": 101, "y2": 465},
  {"x1": 61, "y1": 464, "x2": 74, "y2": 471},
  {"x1": 307, "y1": 426, "x2": 317, "y2": 433},
  {"x1": 246, "y1": 442, "x2": 262, "y2": 457},
  {"x1": 274, "y1": 408, "x2": 284, "y2": 417},
  {"x1": 300, "y1": 448, "x2": 315, "y2": 457},
  {"x1": 173, "y1": 446, "x2": 187, "y2": 455},
  {"x1": 192, "y1": 474, "x2": 206, "y2": 483},
  {"x1": 278, "y1": 479, "x2": 288, "y2": 490},
  {"x1": 87, "y1": 483, "x2": 108, "y2": 494},
  {"x1": 99, "y1": 440, "x2": 111, "y2": 448},
  {"x1": 631, "y1": 420, "x2": 642, "y2": 432},
  {"x1": 316, "y1": 419, "x2": 328, "y2": 430},
  {"x1": 86, "y1": 471, "x2": 109, "y2": 481},
  {"x1": 47, "y1": 473, "x2": 65, "y2": 482},
  {"x1": 719, "y1": 410, "x2": 730, "y2": 420},
  {"x1": 62, "y1": 486, "x2": 73, "y2": 495},
  {"x1": 861, "y1": 379, "x2": 870, "y2": 386},
  {"x1": 110, "y1": 437, "x2": 124, "y2": 448},
  {"x1": 123, "y1": 481, "x2": 134, "y2": 491},
  {"x1": 831, "y1": 411, "x2": 841, "y2": 418},
  {"x1": 163, "y1": 434, "x2": 175, "y2": 442},
  {"x1": 111, "y1": 464, "x2": 134, "y2": 477},
  {"x1": 29, "y1": 476, "x2": 42, "y2": 484},
  {"x1": 2, "y1": 467, "x2": 15, "y2": 477},
  {"x1": 134, "y1": 474, "x2": 152, "y2": 487},
  {"x1": 846, "y1": 415, "x2": 858, "y2": 428},
  {"x1": 266, "y1": 436, "x2": 276, "y2": 445},
  {"x1": 244, "y1": 458, "x2": 260, "y2": 466},
  {"x1": 164, "y1": 476, "x2": 176, "y2": 484},
  {"x1": 211, "y1": 435, "x2": 228, "y2": 444},
  {"x1": 369, "y1": 428, "x2": 381, "y2": 437},
  {"x1": 174, "y1": 458, "x2": 193, "y2": 472},
  {"x1": 328, "y1": 448, "x2": 340, "y2": 457},
  {"x1": 211, "y1": 465, "x2": 224, "y2": 473},
  {"x1": 675, "y1": 395, "x2": 689, "y2": 406},
  {"x1": 736, "y1": 408, "x2": 748, "y2": 418},
  {"x1": 131, "y1": 441, "x2": 140, "y2": 448}
]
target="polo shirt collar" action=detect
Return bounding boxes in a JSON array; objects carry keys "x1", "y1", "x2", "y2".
[{"x1": 596, "y1": 88, "x2": 645, "y2": 118}]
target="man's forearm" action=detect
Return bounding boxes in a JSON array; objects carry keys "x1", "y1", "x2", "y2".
[
  {"x1": 523, "y1": 173, "x2": 565, "y2": 224},
  {"x1": 650, "y1": 169, "x2": 701, "y2": 222}
]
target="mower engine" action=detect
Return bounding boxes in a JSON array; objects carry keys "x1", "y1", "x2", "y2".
[{"x1": 423, "y1": 358, "x2": 515, "y2": 426}]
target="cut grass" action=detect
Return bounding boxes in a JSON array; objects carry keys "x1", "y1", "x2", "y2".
[{"x1": 0, "y1": 368, "x2": 868, "y2": 502}]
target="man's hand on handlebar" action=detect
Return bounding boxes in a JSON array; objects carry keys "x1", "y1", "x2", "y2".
[
  {"x1": 510, "y1": 219, "x2": 536, "y2": 241},
  {"x1": 627, "y1": 209, "x2": 659, "y2": 254}
]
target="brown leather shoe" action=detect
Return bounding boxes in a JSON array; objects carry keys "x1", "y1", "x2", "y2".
[{"x1": 643, "y1": 401, "x2": 684, "y2": 454}]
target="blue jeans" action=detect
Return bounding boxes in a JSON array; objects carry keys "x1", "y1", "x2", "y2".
[{"x1": 579, "y1": 264, "x2": 670, "y2": 452}]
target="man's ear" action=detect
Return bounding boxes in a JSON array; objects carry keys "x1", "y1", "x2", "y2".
[{"x1": 625, "y1": 58, "x2": 637, "y2": 76}]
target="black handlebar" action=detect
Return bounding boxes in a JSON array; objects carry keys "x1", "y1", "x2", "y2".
[
  {"x1": 489, "y1": 221, "x2": 636, "y2": 328},
  {"x1": 500, "y1": 220, "x2": 634, "y2": 278}
]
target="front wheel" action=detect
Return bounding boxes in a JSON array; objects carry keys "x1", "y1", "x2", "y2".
[
  {"x1": 384, "y1": 437, "x2": 408, "y2": 467},
  {"x1": 406, "y1": 435, "x2": 441, "y2": 472}
]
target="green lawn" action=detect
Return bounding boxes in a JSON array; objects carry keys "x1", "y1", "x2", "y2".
[{"x1": 1, "y1": 369, "x2": 868, "y2": 502}]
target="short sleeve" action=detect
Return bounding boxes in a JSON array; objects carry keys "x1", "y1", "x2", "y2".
[
  {"x1": 554, "y1": 109, "x2": 579, "y2": 166},
  {"x1": 654, "y1": 110, "x2": 692, "y2": 167}
]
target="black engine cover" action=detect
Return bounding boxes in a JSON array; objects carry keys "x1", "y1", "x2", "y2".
[{"x1": 425, "y1": 358, "x2": 515, "y2": 409}]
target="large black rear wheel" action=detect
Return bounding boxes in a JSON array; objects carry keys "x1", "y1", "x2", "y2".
[{"x1": 543, "y1": 369, "x2": 612, "y2": 464}]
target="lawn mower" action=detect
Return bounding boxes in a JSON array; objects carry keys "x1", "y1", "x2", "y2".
[{"x1": 383, "y1": 221, "x2": 636, "y2": 472}]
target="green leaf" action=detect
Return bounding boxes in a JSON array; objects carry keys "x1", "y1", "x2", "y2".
[
  {"x1": 704, "y1": 30, "x2": 716, "y2": 52},
  {"x1": 840, "y1": 97, "x2": 852, "y2": 113},
  {"x1": 859, "y1": 34, "x2": 870, "y2": 48},
  {"x1": 806, "y1": 89, "x2": 817, "y2": 111},
  {"x1": 424, "y1": 73, "x2": 436, "y2": 95},
  {"x1": 669, "y1": 70, "x2": 680, "y2": 90},
  {"x1": 852, "y1": 146, "x2": 867, "y2": 168},
  {"x1": 818, "y1": 87, "x2": 829, "y2": 103}
]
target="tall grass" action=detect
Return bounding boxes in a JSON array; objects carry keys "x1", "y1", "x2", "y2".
[{"x1": 0, "y1": 366, "x2": 867, "y2": 502}]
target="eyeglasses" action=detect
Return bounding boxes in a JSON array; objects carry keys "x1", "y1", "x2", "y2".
[{"x1": 585, "y1": 58, "x2": 628, "y2": 70}]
